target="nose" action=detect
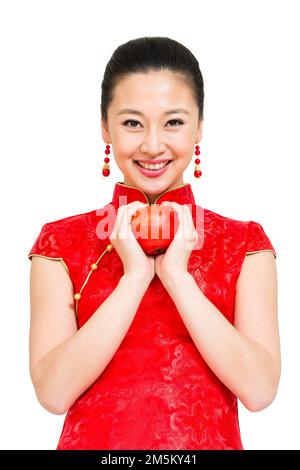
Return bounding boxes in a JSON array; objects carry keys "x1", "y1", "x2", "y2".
[{"x1": 140, "y1": 130, "x2": 166, "y2": 156}]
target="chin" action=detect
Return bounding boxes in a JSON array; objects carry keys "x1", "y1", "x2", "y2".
[
  {"x1": 134, "y1": 177, "x2": 172, "y2": 194},
  {"x1": 124, "y1": 161, "x2": 180, "y2": 195}
]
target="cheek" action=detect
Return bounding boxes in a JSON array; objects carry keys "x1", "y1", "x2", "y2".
[
  {"x1": 113, "y1": 127, "x2": 137, "y2": 152},
  {"x1": 172, "y1": 154, "x2": 193, "y2": 174},
  {"x1": 113, "y1": 142, "x2": 135, "y2": 164},
  {"x1": 172, "y1": 144, "x2": 193, "y2": 164},
  {"x1": 117, "y1": 141, "x2": 138, "y2": 160},
  {"x1": 176, "y1": 157, "x2": 191, "y2": 170},
  {"x1": 172, "y1": 134, "x2": 194, "y2": 157}
]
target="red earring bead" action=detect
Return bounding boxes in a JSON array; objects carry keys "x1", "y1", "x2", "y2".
[
  {"x1": 194, "y1": 145, "x2": 202, "y2": 178},
  {"x1": 102, "y1": 144, "x2": 111, "y2": 177}
]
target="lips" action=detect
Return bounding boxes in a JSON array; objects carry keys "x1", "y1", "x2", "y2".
[
  {"x1": 135, "y1": 159, "x2": 172, "y2": 165},
  {"x1": 134, "y1": 160, "x2": 172, "y2": 178}
]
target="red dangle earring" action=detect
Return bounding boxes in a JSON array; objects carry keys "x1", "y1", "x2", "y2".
[
  {"x1": 102, "y1": 144, "x2": 111, "y2": 177},
  {"x1": 194, "y1": 145, "x2": 202, "y2": 178}
]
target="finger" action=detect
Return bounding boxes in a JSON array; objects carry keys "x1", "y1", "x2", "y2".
[
  {"x1": 124, "y1": 201, "x2": 149, "y2": 225},
  {"x1": 111, "y1": 201, "x2": 147, "y2": 239},
  {"x1": 162, "y1": 202, "x2": 197, "y2": 243},
  {"x1": 183, "y1": 208, "x2": 198, "y2": 241},
  {"x1": 182, "y1": 204, "x2": 196, "y2": 229},
  {"x1": 110, "y1": 204, "x2": 130, "y2": 239},
  {"x1": 161, "y1": 201, "x2": 185, "y2": 231},
  {"x1": 119, "y1": 202, "x2": 148, "y2": 238}
]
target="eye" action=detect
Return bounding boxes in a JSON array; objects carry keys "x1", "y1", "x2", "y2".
[
  {"x1": 167, "y1": 119, "x2": 184, "y2": 127},
  {"x1": 122, "y1": 119, "x2": 184, "y2": 128},
  {"x1": 122, "y1": 119, "x2": 141, "y2": 128}
]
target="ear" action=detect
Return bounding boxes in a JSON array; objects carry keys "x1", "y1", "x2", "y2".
[
  {"x1": 196, "y1": 119, "x2": 203, "y2": 142},
  {"x1": 101, "y1": 117, "x2": 111, "y2": 144}
]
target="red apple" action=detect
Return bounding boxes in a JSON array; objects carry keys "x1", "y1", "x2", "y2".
[{"x1": 131, "y1": 204, "x2": 179, "y2": 255}]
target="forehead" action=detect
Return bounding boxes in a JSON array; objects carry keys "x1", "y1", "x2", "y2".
[{"x1": 111, "y1": 70, "x2": 195, "y2": 110}]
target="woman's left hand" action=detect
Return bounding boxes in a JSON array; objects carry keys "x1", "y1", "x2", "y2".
[{"x1": 154, "y1": 201, "x2": 199, "y2": 282}]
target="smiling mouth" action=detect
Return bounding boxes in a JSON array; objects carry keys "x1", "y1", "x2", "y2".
[{"x1": 134, "y1": 160, "x2": 172, "y2": 171}]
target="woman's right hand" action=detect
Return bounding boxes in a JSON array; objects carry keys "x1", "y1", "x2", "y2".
[{"x1": 109, "y1": 201, "x2": 155, "y2": 282}]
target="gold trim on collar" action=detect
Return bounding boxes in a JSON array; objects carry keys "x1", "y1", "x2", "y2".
[
  {"x1": 246, "y1": 249, "x2": 277, "y2": 259},
  {"x1": 115, "y1": 182, "x2": 150, "y2": 204},
  {"x1": 115, "y1": 181, "x2": 191, "y2": 205}
]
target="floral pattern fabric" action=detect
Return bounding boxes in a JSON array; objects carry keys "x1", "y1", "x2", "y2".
[{"x1": 28, "y1": 181, "x2": 277, "y2": 450}]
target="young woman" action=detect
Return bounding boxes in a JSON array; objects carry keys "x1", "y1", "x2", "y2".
[{"x1": 28, "y1": 36, "x2": 281, "y2": 450}]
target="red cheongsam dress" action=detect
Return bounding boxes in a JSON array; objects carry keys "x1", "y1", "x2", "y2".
[{"x1": 27, "y1": 181, "x2": 277, "y2": 450}]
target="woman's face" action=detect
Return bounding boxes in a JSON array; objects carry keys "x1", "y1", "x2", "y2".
[{"x1": 101, "y1": 70, "x2": 203, "y2": 203}]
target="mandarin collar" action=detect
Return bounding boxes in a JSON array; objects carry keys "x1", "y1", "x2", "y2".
[{"x1": 111, "y1": 181, "x2": 196, "y2": 209}]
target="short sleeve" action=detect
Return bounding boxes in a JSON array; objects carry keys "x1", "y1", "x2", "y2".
[
  {"x1": 27, "y1": 223, "x2": 69, "y2": 274},
  {"x1": 246, "y1": 220, "x2": 277, "y2": 259}
]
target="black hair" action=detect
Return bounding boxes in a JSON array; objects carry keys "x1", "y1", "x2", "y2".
[{"x1": 100, "y1": 36, "x2": 204, "y2": 123}]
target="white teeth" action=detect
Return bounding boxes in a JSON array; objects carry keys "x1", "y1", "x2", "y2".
[{"x1": 136, "y1": 161, "x2": 169, "y2": 170}]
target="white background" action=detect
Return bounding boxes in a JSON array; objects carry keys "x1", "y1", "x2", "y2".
[{"x1": 0, "y1": 0, "x2": 299, "y2": 450}]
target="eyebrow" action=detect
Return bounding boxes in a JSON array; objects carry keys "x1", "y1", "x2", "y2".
[{"x1": 117, "y1": 108, "x2": 190, "y2": 116}]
